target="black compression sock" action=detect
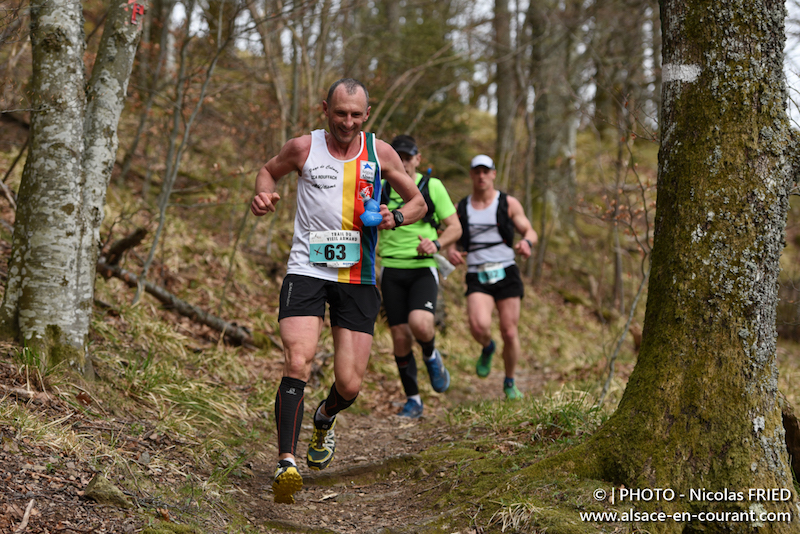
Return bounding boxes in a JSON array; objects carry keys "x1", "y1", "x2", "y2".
[
  {"x1": 275, "y1": 377, "x2": 306, "y2": 456},
  {"x1": 395, "y1": 351, "x2": 419, "y2": 397},
  {"x1": 418, "y1": 336, "x2": 435, "y2": 359},
  {"x1": 322, "y1": 382, "x2": 358, "y2": 418}
]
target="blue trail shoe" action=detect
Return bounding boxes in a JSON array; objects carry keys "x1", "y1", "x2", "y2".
[
  {"x1": 397, "y1": 398, "x2": 423, "y2": 418},
  {"x1": 273, "y1": 460, "x2": 302, "y2": 504},
  {"x1": 424, "y1": 349, "x2": 450, "y2": 393}
]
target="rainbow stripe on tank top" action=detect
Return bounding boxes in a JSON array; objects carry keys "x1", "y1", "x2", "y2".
[{"x1": 288, "y1": 130, "x2": 383, "y2": 285}]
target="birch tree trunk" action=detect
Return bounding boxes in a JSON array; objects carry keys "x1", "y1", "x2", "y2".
[
  {"x1": 559, "y1": 1, "x2": 797, "y2": 530},
  {"x1": 78, "y1": 0, "x2": 144, "y2": 353},
  {"x1": 0, "y1": 0, "x2": 87, "y2": 364},
  {"x1": 0, "y1": 0, "x2": 142, "y2": 373}
]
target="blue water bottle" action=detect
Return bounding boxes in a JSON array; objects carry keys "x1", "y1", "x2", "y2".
[{"x1": 360, "y1": 194, "x2": 382, "y2": 226}]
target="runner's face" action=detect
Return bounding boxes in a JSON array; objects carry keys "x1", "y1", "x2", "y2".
[
  {"x1": 324, "y1": 86, "x2": 370, "y2": 147},
  {"x1": 470, "y1": 166, "x2": 496, "y2": 191},
  {"x1": 398, "y1": 152, "x2": 421, "y2": 178}
]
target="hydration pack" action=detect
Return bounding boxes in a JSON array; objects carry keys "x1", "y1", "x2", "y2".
[
  {"x1": 380, "y1": 170, "x2": 439, "y2": 229},
  {"x1": 456, "y1": 192, "x2": 515, "y2": 252}
]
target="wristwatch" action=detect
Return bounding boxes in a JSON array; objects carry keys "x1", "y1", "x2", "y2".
[
  {"x1": 434, "y1": 240, "x2": 441, "y2": 251},
  {"x1": 392, "y1": 209, "x2": 404, "y2": 229}
]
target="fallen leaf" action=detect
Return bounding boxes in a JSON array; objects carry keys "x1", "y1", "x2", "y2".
[{"x1": 76, "y1": 391, "x2": 92, "y2": 406}]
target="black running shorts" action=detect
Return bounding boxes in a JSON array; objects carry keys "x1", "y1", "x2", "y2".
[
  {"x1": 278, "y1": 274, "x2": 381, "y2": 335},
  {"x1": 465, "y1": 264, "x2": 524, "y2": 301},
  {"x1": 380, "y1": 267, "x2": 438, "y2": 326}
]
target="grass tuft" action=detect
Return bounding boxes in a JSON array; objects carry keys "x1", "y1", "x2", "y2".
[
  {"x1": 489, "y1": 501, "x2": 545, "y2": 533},
  {"x1": 448, "y1": 388, "x2": 607, "y2": 443}
]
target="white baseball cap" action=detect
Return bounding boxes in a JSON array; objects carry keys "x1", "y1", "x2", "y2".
[{"x1": 470, "y1": 154, "x2": 495, "y2": 169}]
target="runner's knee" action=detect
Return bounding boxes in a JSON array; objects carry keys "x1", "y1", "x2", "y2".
[
  {"x1": 500, "y1": 323, "x2": 518, "y2": 343},
  {"x1": 409, "y1": 315, "x2": 435, "y2": 342},
  {"x1": 469, "y1": 316, "x2": 491, "y2": 338},
  {"x1": 284, "y1": 352, "x2": 313, "y2": 379}
]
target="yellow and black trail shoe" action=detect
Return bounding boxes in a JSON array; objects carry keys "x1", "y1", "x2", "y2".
[
  {"x1": 307, "y1": 417, "x2": 336, "y2": 471},
  {"x1": 272, "y1": 459, "x2": 303, "y2": 504}
]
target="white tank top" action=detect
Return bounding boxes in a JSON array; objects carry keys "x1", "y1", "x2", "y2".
[
  {"x1": 465, "y1": 191, "x2": 516, "y2": 273},
  {"x1": 287, "y1": 129, "x2": 381, "y2": 284}
]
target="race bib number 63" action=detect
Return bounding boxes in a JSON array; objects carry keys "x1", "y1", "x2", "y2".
[{"x1": 309, "y1": 230, "x2": 361, "y2": 268}]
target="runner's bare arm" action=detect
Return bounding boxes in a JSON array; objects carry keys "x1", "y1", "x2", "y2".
[
  {"x1": 445, "y1": 244, "x2": 467, "y2": 266},
  {"x1": 507, "y1": 195, "x2": 537, "y2": 258},
  {"x1": 251, "y1": 136, "x2": 312, "y2": 216},
  {"x1": 416, "y1": 212, "x2": 462, "y2": 255},
  {"x1": 376, "y1": 141, "x2": 426, "y2": 229}
]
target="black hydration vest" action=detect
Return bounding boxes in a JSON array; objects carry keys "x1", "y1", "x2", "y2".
[
  {"x1": 456, "y1": 192, "x2": 515, "y2": 252},
  {"x1": 380, "y1": 170, "x2": 439, "y2": 229}
]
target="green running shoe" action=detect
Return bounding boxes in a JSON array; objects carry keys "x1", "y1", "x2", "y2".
[
  {"x1": 476, "y1": 340, "x2": 495, "y2": 378},
  {"x1": 504, "y1": 383, "x2": 523, "y2": 400},
  {"x1": 273, "y1": 460, "x2": 302, "y2": 504},
  {"x1": 307, "y1": 416, "x2": 336, "y2": 471}
]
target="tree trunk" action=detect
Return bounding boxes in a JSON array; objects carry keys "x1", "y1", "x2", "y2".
[
  {"x1": 650, "y1": 0, "x2": 662, "y2": 129},
  {"x1": 119, "y1": 0, "x2": 175, "y2": 185},
  {"x1": 529, "y1": 0, "x2": 580, "y2": 263},
  {"x1": 0, "y1": 0, "x2": 142, "y2": 373},
  {"x1": 566, "y1": 0, "x2": 796, "y2": 529},
  {"x1": 0, "y1": 0, "x2": 87, "y2": 365},
  {"x1": 78, "y1": 0, "x2": 145, "y2": 353},
  {"x1": 494, "y1": 0, "x2": 515, "y2": 188},
  {"x1": 247, "y1": 0, "x2": 289, "y2": 146}
]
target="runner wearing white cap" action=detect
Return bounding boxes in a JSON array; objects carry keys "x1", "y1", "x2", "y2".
[{"x1": 446, "y1": 154, "x2": 538, "y2": 399}]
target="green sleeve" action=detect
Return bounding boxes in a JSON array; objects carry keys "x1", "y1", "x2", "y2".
[{"x1": 428, "y1": 178, "x2": 456, "y2": 223}]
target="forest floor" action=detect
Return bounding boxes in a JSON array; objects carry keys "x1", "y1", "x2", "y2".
[{"x1": 0, "y1": 333, "x2": 567, "y2": 534}]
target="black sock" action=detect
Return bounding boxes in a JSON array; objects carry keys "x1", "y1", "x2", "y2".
[
  {"x1": 418, "y1": 336, "x2": 435, "y2": 359},
  {"x1": 275, "y1": 377, "x2": 306, "y2": 456},
  {"x1": 483, "y1": 339, "x2": 496, "y2": 356},
  {"x1": 395, "y1": 351, "x2": 419, "y2": 397}
]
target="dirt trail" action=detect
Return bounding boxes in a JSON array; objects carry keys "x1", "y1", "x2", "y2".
[
  {"x1": 241, "y1": 408, "x2": 453, "y2": 533},
  {"x1": 238, "y1": 360, "x2": 557, "y2": 534}
]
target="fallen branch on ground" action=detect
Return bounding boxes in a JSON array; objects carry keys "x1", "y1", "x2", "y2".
[
  {"x1": 0, "y1": 384, "x2": 52, "y2": 404},
  {"x1": 97, "y1": 259, "x2": 262, "y2": 349},
  {"x1": 104, "y1": 227, "x2": 148, "y2": 266},
  {"x1": 13, "y1": 499, "x2": 35, "y2": 534}
]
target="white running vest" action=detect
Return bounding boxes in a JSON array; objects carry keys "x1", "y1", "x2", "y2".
[{"x1": 465, "y1": 191, "x2": 516, "y2": 273}]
